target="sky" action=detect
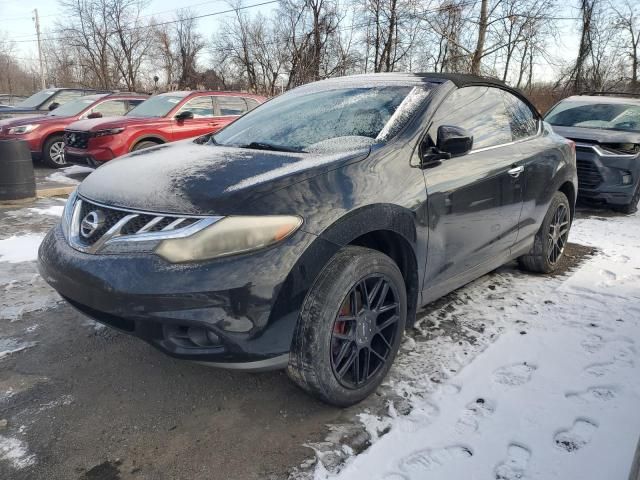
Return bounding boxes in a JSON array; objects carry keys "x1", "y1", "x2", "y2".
[{"x1": 0, "y1": 0, "x2": 582, "y2": 84}]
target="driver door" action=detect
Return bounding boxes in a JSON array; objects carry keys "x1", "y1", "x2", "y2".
[
  {"x1": 171, "y1": 96, "x2": 218, "y2": 140},
  {"x1": 422, "y1": 86, "x2": 525, "y2": 293}
]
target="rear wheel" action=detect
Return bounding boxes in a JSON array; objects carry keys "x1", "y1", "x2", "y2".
[
  {"x1": 519, "y1": 191, "x2": 571, "y2": 273},
  {"x1": 612, "y1": 182, "x2": 640, "y2": 214},
  {"x1": 287, "y1": 246, "x2": 407, "y2": 407},
  {"x1": 132, "y1": 140, "x2": 160, "y2": 151},
  {"x1": 42, "y1": 135, "x2": 66, "y2": 168}
]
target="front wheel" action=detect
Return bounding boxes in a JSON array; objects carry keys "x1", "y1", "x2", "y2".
[
  {"x1": 519, "y1": 191, "x2": 571, "y2": 273},
  {"x1": 288, "y1": 246, "x2": 407, "y2": 407},
  {"x1": 42, "y1": 135, "x2": 67, "y2": 168}
]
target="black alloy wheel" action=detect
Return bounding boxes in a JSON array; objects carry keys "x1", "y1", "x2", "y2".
[
  {"x1": 288, "y1": 246, "x2": 407, "y2": 407},
  {"x1": 331, "y1": 274, "x2": 401, "y2": 389},
  {"x1": 519, "y1": 191, "x2": 571, "y2": 274}
]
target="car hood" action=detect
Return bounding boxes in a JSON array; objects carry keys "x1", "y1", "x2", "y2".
[
  {"x1": 0, "y1": 110, "x2": 43, "y2": 120},
  {"x1": 550, "y1": 125, "x2": 640, "y2": 144},
  {"x1": 78, "y1": 140, "x2": 370, "y2": 215},
  {"x1": 67, "y1": 116, "x2": 163, "y2": 131},
  {"x1": 0, "y1": 114, "x2": 68, "y2": 128}
]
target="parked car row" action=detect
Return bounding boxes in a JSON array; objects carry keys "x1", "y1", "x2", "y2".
[
  {"x1": 0, "y1": 89, "x2": 266, "y2": 168},
  {"x1": 0, "y1": 93, "x2": 147, "y2": 167},
  {"x1": 39, "y1": 72, "x2": 581, "y2": 406}
]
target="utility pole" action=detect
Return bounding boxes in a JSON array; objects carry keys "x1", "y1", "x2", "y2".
[{"x1": 33, "y1": 9, "x2": 46, "y2": 89}]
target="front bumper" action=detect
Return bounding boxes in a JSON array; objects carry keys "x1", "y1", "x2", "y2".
[
  {"x1": 38, "y1": 224, "x2": 317, "y2": 368},
  {"x1": 575, "y1": 144, "x2": 640, "y2": 205}
]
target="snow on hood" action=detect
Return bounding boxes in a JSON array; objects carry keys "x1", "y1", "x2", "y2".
[
  {"x1": 66, "y1": 115, "x2": 164, "y2": 132},
  {"x1": 78, "y1": 140, "x2": 370, "y2": 215}
]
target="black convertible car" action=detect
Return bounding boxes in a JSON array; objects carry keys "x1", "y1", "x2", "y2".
[{"x1": 39, "y1": 73, "x2": 577, "y2": 406}]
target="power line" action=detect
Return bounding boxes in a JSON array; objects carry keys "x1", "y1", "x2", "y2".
[{"x1": 8, "y1": 0, "x2": 279, "y2": 44}]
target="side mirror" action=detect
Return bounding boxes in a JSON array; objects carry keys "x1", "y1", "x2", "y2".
[
  {"x1": 175, "y1": 111, "x2": 194, "y2": 121},
  {"x1": 420, "y1": 125, "x2": 474, "y2": 169},
  {"x1": 87, "y1": 111, "x2": 103, "y2": 119},
  {"x1": 48, "y1": 102, "x2": 60, "y2": 111},
  {"x1": 437, "y1": 125, "x2": 473, "y2": 157}
]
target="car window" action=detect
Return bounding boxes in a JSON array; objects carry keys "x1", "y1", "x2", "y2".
[
  {"x1": 501, "y1": 91, "x2": 539, "y2": 140},
  {"x1": 217, "y1": 96, "x2": 248, "y2": 116},
  {"x1": 127, "y1": 94, "x2": 189, "y2": 118},
  {"x1": 545, "y1": 101, "x2": 640, "y2": 133},
  {"x1": 429, "y1": 86, "x2": 512, "y2": 150},
  {"x1": 178, "y1": 96, "x2": 215, "y2": 118},
  {"x1": 245, "y1": 98, "x2": 260, "y2": 111},
  {"x1": 44, "y1": 90, "x2": 84, "y2": 109},
  {"x1": 91, "y1": 99, "x2": 129, "y2": 117}
]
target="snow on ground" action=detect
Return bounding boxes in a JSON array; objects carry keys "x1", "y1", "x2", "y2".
[
  {"x1": 0, "y1": 234, "x2": 45, "y2": 263},
  {"x1": 28, "y1": 205, "x2": 63, "y2": 217},
  {"x1": 45, "y1": 165, "x2": 93, "y2": 185},
  {"x1": 316, "y1": 212, "x2": 640, "y2": 480},
  {"x1": 0, "y1": 435, "x2": 36, "y2": 470}
]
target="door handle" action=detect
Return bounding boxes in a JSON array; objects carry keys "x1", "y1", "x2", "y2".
[{"x1": 508, "y1": 165, "x2": 524, "y2": 178}]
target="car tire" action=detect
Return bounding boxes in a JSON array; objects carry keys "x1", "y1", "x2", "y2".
[
  {"x1": 132, "y1": 140, "x2": 160, "y2": 151},
  {"x1": 42, "y1": 134, "x2": 67, "y2": 168},
  {"x1": 612, "y1": 183, "x2": 640, "y2": 215},
  {"x1": 518, "y1": 191, "x2": 571, "y2": 274},
  {"x1": 287, "y1": 246, "x2": 407, "y2": 407}
]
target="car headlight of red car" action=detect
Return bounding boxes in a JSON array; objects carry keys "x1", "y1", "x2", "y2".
[
  {"x1": 91, "y1": 127, "x2": 125, "y2": 137},
  {"x1": 7, "y1": 124, "x2": 39, "y2": 134}
]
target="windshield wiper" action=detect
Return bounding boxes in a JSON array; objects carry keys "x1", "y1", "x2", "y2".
[{"x1": 238, "y1": 141, "x2": 305, "y2": 153}]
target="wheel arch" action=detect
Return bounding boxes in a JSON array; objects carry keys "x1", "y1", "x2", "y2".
[
  {"x1": 269, "y1": 204, "x2": 421, "y2": 349},
  {"x1": 129, "y1": 135, "x2": 167, "y2": 151},
  {"x1": 558, "y1": 180, "x2": 576, "y2": 221},
  {"x1": 41, "y1": 130, "x2": 65, "y2": 153}
]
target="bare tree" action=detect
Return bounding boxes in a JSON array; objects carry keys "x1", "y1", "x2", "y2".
[
  {"x1": 173, "y1": 9, "x2": 205, "y2": 89},
  {"x1": 611, "y1": 0, "x2": 640, "y2": 90}
]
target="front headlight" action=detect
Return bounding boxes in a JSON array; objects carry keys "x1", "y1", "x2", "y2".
[
  {"x1": 60, "y1": 189, "x2": 78, "y2": 239},
  {"x1": 92, "y1": 127, "x2": 125, "y2": 137},
  {"x1": 8, "y1": 124, "x2": 39, "y2": 134},
  {"x1": 155, "y1": 215, "x2": 303, "y2": 263}
]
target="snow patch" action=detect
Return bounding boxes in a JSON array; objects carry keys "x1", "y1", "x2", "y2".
[
  {"x1": 0, "y1": 435, "x2": 35, "y2": 469},
  {"x1": 28, "y1": 205, "x2": 63, "y2": 216},
  {"x1": 0, "y1": 338, "x2": 37, "y2": 359},
  {"x1": 0, "y1": 234, "x2": 44, "y2": 263}
]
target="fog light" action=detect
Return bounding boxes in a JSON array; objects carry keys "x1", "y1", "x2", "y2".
[{"x1": 622, "y1": 173, "x2": 632, "y2": 185}]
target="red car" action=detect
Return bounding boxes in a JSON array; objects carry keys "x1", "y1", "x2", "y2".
[
  {"x1": 0, "y1": 93, "x2": 147, "y2": 167},
  {"x1": 64, "y1": 91, "x2": 266, "y2": 166}
]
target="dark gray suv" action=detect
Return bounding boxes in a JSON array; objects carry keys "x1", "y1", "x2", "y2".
[{"x1": 545, "y1": 93, "x2": 640, "y2": 214}]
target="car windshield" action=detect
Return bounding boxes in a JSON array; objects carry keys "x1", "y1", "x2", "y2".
[
  {"x1": 126, "y1": 94, "x2": 186, "y2": 118},
  {"x1": 545, "y1": 100, "x2": 640, "y2": 133},
  {"x1": 48, "y1": 96, "x2": 104, "y2": 117},
  {"x1": 212, "y1": 85, "x2": 429, "y2": 153},
  {"x1": 15, "y1": 90, "x2": 57, "y2": 109}
]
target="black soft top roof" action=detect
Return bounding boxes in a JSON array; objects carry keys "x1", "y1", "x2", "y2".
[{"x1": 414, "y1": 72, "x2": 507, "y2": 88}]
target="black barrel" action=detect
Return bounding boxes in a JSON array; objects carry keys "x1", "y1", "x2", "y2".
[{"x1": 0, "y1": 140, "x2": 36, "y2": 201}]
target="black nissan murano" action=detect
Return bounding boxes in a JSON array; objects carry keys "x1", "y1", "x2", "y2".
[{"x1": 39, "y1": 73, "x2": 577, "y2": 406}]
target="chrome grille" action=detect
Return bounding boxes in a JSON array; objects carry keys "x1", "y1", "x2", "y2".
[{"x1": 69, "y1": 197, "x2": 204, "y2": 254}]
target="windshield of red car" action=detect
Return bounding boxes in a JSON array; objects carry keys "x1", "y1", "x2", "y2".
[
  {"x1": 48, "y1": 96, "x2": 107, "y2": 117},
  {"x1": 126, "y1": 95, "x2": 186, "y2": 118}
]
